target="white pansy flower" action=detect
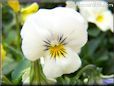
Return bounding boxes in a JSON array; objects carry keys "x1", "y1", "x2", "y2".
[
  {"x1": 77, "y1": 0, "x2": 113, "y2": 32},
  {"x1": 21, "y1": 7, "x2": 88, "y2": 79}
]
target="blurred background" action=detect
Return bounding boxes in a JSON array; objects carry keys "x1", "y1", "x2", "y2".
[{"x1": 1, "y1": 0, "x2": 114, "y2": 85}]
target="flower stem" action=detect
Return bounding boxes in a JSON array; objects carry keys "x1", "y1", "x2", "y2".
[
  {"x1": 101, "y1": 74, "x2": 114, "y2": 78},
  {"x1": 15, "y1": 12, "x2": 21, "y2": 50},
  {"x1": 30, "y1": 60, "x2": 47, "y2": 85},
  {"x1": 2, "y1": 75, "x2": 12, "y2": 85},
  {"x1": 75, "y1": 64, "x2": 97, "y2": 79}
]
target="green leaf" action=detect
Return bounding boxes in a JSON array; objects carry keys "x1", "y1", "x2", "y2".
[
  {"x1": 96, "y1": 52, "x2": 109, "y2": 62},
  {"x1": 88, "y1": 28, "x2": 101, "y2": 37},
  {"x1": 5, "y1": 30, "x2": 17, "y2": 45},
  {"x1": 88, "y1": 23, "x2": 101, "y2": 37},
  {"x1": 2, "y1": 5, "x2": 13, "y2": 24},
  {"x1": 87, "y1": 38, "x2": 101, "y2": 56},
  {"x1": 2, "y1": 75, "x2": 13, "y2": 85},
  {"x1": 11, "y1": 58, "x2": 31, "y2": 83},
  {"x1": 109, "y1": 36, "x2": 114, "y2": 44},
  {"x1": 3, "y1": 56, "x2": 18, "y2": 75}
]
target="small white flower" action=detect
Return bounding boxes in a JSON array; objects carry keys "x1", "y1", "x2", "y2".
[
  {"x1": 21, "y1": 7, "x2": 88, "y2": 79},
  {"x1": 77, "y1": 0, "x2": 113, "y2": 32}
]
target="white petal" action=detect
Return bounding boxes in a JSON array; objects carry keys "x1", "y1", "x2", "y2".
[
  {"x1": 48, "y1": 7, "x2": 88, "y2": 52},
  {"x1": 43, "y1": 48, "x2": 81, "y2": 79},
  {"x1": 95, "y1": 11, "x2": 113, "y2": 32},
  {"x1": 109, "y1": 13, "x2": 114, "y2": 32},
  {"x1": 77, "y1": 0, "x2": 108, "y2": 22},
  {"x1": 110, "y1": 19, "x2": 114, "y2": 32},
  {"x1": 40, "y1": 57, "x2": 45, "y2": 66},
  {"x1": 43, "y1": 57, "x2": 63, "y2": 79},
  {"x1": 66, "y1": 28, "x2": 88, "y2": 53},
  {"x1": 50, "y1": 7, "x2": 88, "y2": 35},
  {"x1": 32, "y1": 7, "x2": 88, "y2": 37},
  {"x1": 21, "y1": 14, "x2": 50, "y2": 61},
  {"x1": 21, "y1": 7, "x2": 88, "y2": 61},
  {"x1": 28, "y1": 9, "x2": 54, "y2": 31}
]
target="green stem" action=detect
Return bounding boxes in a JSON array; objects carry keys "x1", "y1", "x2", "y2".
[
  {"x1": 2, "y1": 75, "x2": 12, "y2": 85},
  {"x1": 101, "y1": 74, "x2": 114, "y2": 78},
  {"x1": 30, "y1": 60, "x2": 47, "y2": 85},
  {"x1": 75, "y1": 65, "x2": 96, "y2": 79},
  {"x1": 15, "y1": 12, "x2": 21, "y2": 50}
]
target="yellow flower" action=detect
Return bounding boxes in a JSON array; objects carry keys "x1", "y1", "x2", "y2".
[
  {"x1": 21, "y1": 2, "x2": 39, "y2": 24},
  {"x1": 7, "y1": 0, "x2": 20, "y2": 13},
  {"x1": 1, "y1": 45, "x2": 6, "y2": 62}
]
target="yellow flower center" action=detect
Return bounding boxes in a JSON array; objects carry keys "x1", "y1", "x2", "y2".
[
  {"x1": 49, "y1": 44, "x2": 66, "y2": 58},
  {"x1": 43, "y1": 35, "x2": 67, "y2": 58},
  {"x1": 96, "y1": 15, "x2": 104, "y2": 22}
]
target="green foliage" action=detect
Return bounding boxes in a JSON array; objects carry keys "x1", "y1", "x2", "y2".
[
  {"x1": 57, "y1": 65, "x2": 102, "y2": 85},
  {"x1": 11, "y1": 58, "x2": 30, "y2": 84},
  {"x1": 80, "y1": 28, "x2": 114, "y2": 74},
  {"x1": 3, "y1": 56, "x2": 18, "y2": 75}
]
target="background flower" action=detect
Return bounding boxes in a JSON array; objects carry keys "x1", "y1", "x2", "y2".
[
  {"x1": 21, "y1": 2, "x2": 39, "y2": 24},
  {"x1": 77, "y1": 0, "x2": 113, "y2": 32},
  {"x1": 7, "y1": 0, "x2": 20, "y2": 13},
  {"x1": 1, "y1": 44, "x2": 6, "y2": 62}
]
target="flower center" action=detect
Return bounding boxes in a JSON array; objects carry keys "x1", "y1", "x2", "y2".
[
  {"x1": 43, "y1": 35, "x2": 67, "y2": 58},
  {"x1": 49, "y1": 43, "x2": 66, "y2": 58},
  {"x1": 96, "y1": 15, "x2": 104, "y2": 22}
]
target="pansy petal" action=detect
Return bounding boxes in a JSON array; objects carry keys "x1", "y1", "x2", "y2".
[
  {"x1": 95, "y1": 11, "x2": 113, "y2": 32},
  {"x1": 21, "y1": 7, "x2": 87, "y2": 61},
  {"x1": 66, "y1": 30, "x2": 87, "y2": 53},
  {"x1": 43, "y1": 48, "x2": 81, "y2": 79},
  {"x1": 77, "y1": 0, "x2": 108, "y2": 22},
  {"x1": 27, "y1": 9, "x2": 53, "y2": 31},
  {"x1": 47, "y1": 7, "x2": 88, "y2": 52},
  {"x1": 42, "y1": 57, "x2": 63, "y2": 79},
  {"x1": 21, "y1": 14, "x2": 50, "y2": 61},
  {"x1": 31, "y1": 7, "x2": 87, "y2": 36},
  {"x1": 50, "y1": 7, "x2": 87, "y2": 35}
]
